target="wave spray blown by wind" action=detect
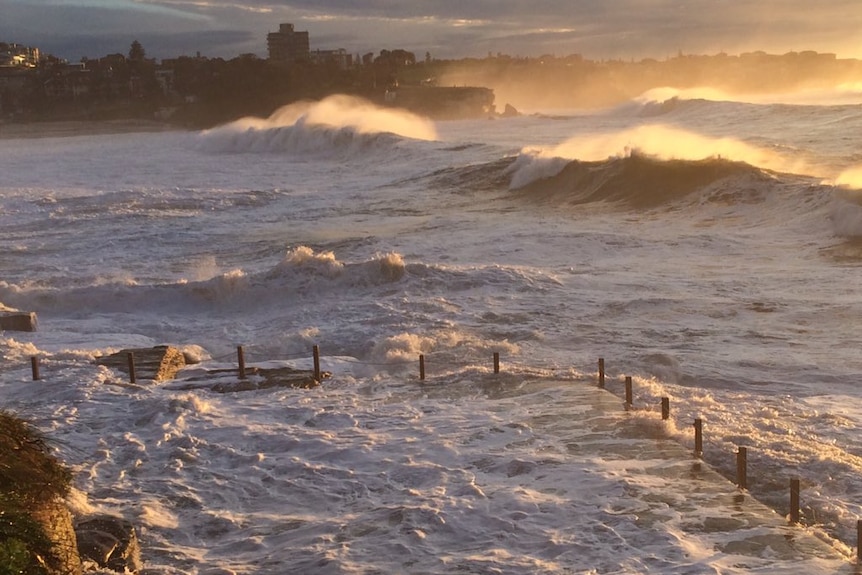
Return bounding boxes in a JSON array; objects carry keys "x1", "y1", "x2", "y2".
[{"x1": 198, "y1": 95, "x2": 438, "y2": 154}]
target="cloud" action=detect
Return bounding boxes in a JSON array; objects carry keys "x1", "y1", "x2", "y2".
[{"x1": 1, "y1": 0, "x2": 862, "y2": 62}]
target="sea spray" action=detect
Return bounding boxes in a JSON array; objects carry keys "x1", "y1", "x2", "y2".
[
  {"x1": 3, "y1": 94, "x2": 862, "y2": 573},
  {"x1": 198, "y1": 94, "x2": 438, "y2": 155}
]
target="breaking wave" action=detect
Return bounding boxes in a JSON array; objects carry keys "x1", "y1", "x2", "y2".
[
  {"x1": 509, "y1": 124, "x2": 807, "y2": 186},
  {"x1": 631, "y1": 84, "x2": 862, "y2": 110},
  {"x1": 510, "y1": 152, "x2": 773, "y2": 208},
  {"x1": 197, "y1": 94, "x2": 438, "y2": 155},
  {"x1": 0, "y1": 247, "x2": 408, "y2": 316}
]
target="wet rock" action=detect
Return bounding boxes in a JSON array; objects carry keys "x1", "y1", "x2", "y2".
[
  {"x1": 75, "y1": 515, "x2": 141, "y2": 574},
  {"x1": 171, "y1": 366, "x2": 327, "y2": 393},
  {"x1": 0, "y1": 310, "x2": 38, "y2": 331},
  {"x1": 31, "y1": 496, "x2": 82, "y2": 575},
  {"x1": 501, "y1": 103, "x2": 519, "y2": 117},
  {"x1": 95, "y1": 345, "x2": 186, "y2": 382},
  {"x1": 214, "y1": 366, "x2": 325, "y2": 392}
]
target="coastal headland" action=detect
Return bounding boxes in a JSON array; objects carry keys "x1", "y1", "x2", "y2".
[{"x1": 3, "y1": 38, "x2": 861, "y2": 131}]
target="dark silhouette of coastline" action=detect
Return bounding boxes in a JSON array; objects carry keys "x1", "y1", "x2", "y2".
[{"x1": 2, "y1": 40, "x2": 861, "y2": 129}]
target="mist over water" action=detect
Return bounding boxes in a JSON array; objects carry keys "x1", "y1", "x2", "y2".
[
  {"x1": 198, "y1": 95, "x2": 438, "y2": 155},
  {"x1": 3, "y1": 90, "x2": 862, "y2": 573},
  {"x1": 835, "y1": 165, "x2": 862, "y2": 190}
]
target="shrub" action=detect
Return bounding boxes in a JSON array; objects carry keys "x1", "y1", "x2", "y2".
[{"x1": 0, "y1": 411, "x2": 72, "y2": 575}]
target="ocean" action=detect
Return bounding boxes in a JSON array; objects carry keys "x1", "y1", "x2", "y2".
[{"x1": 2, "y1": 88, "x2": 862, "y2": 574}]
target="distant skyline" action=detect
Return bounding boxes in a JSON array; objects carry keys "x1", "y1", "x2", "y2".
[{"x1": 2, "y1": 0, "x2": 862, "y2": 63}]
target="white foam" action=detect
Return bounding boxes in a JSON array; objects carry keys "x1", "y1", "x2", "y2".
[
  {"x1": 197, "y1": 94, "x2": 438, "y2": 155},
  {"x1": 2, "y1": 100, "x2": 862, "y2": 573}
]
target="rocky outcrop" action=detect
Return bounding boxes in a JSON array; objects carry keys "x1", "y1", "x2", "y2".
[
  {"x1": 0, "y1": 411, "x2": 77, "y2": 575},
  {"x1": 95, "y1": 345, "x2": 187, "y2": 382},
  {"x1": 1, "y1": 411, "x2": 144, "y2": 574},
  {"x1": 0, "y1": 310, "x2": 38, "y2": 331},
  {"x1": 30, "y1": 497, "x2": 83, "y2": 575},
  {"x1": 95, "y1": 345, "x2": 331, "y2": 392},
  {"x1": 75, "y1": 515, "x2": 141, "y2": 573},
  {"x1": 501, "y1": 103, "x2": 520, "y2": 117}
]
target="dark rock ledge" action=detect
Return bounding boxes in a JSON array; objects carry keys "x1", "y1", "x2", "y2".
[
  {"x1": 1, "y1": 411, "x2": 142, "y2": 574},
  {"x1": 95, "y1": 345, "x2": 328, "y2": 391},
  {"x1": 75, "y1": 515, "x2": 142, "y2": 574},
  {"x1": 0, "y1": 309, "x2": 38, "y2": 331}
]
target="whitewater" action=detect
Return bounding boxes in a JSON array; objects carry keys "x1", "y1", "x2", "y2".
[{"x1": 2, "y1": 89, "x2": 862, "y2": 574}]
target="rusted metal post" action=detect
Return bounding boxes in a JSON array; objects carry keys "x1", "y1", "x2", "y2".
[
  {"x1": 419, "y1": 354, "x2": 425, "y2": 381},
  {"x1": 127, "y1": 352, "x2": 136, "y2": 384},
  {"x1": 237, "y1": 345, "x2": 246, "y2": 379},
  {"x1": 625, "y1": 376, "x2": 633, "y2": 406},
  {"x1": 790, "y1": 478, "x2": 800, "y2": 524},
  {"x1": 493, "y1": 352, "x2": 500, "y2": 374},
  {"x1": 598, "y1": 357, "x2": 605, "y2": 388},
  {"x1": 736, "y1": 447, "x2": 747, "y2": 490},
  {"x1": 30, "y1": 356, "x2": 40, "y2": 381},
  {"x1": 694, "y1": 418, "x2": 703, "y2": 456},
  {"x1": 661, "y1": 397, "x2": 669, "y2": 420},
  {"x1": 313, "y1": 345, "x2": 321, "y2": 382}
]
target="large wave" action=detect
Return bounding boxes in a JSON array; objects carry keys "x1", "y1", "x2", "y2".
[
  {"x1": 510, "y1": 152, "x2": 773, "y2": 209},
  {"x1": 503, "y1": 124, "x2": 790, "y2": 208},
  {"x1": 196, "y1": 95, "x2": 438, "y2": 155},
  {"x1": 509, "y1": 125, "x2": 807, "y2": 188},
  {"x1": 0, "y1": 247, "x2": 408, "y2": 319},
  {"x1": 632, "y1": 84, "x2": 862, "y2": 109}
]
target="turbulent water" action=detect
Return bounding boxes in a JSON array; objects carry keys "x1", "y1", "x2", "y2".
[{"x1": 3, "y1": 89, "x2": 862, "y2": 574}]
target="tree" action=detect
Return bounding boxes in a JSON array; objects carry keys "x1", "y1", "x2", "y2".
[{"x1": 129, "y1": 40, "x2": 145, "y2": 63}]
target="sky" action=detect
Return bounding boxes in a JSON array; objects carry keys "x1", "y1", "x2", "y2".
[{"x1": 2, "y1": 0, "x2": 862, "y2": 63}]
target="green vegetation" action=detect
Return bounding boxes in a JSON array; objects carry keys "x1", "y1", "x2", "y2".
[{"x1": 0, "y1": 411, "x2": 72, "y2": 575}]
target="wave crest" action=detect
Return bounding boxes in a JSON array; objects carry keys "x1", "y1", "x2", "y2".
[
  {"x1": 0, "y1": 248, "x2": 407, "y2": 317},
  {"x1": 197, "y1": 95, "x2": 437, "y2": 154},
  {"x1": 265, "y1": 246, "x2": 405, "y2": 286},
  {"x1": 834, "y1": 165, "x2": 862, "y2": 190},
  {"x1": 512, "y1": 152, "x2": 771, "y2": 208},
  {"x1": 508, "y1": 124, "x2": 810, "y2": 190}
]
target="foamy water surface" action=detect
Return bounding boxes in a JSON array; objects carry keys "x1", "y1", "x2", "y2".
[{"x1": 2, "y1": 92, "x2": 862, "y2": 573}]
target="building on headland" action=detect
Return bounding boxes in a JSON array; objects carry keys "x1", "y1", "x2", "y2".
[
  {"x1": 0, "y1": 42, "x2": 39, "y2": 68},
  {"x1": 267, "y1": 23, "x2": 310, "y2": 64},
  {"x1": 310, "y1": 49, "x2": 352, "y2": 70}
]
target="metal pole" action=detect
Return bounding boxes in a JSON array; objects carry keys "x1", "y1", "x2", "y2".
[
  {"x1": 30, "y1": 356, "x2": 40, "y2": 381},
  {"x1": 790, "y1": 478, "x2": 800, "y2": 524},
  {"x1": 127, "y1": 352, "x2": 136, "y2": 384},
  {"x1": 736, "y1": 447, "x2": 747, "y2": 490},
  {"x1": 419, "y1": 354, "x2": 425, "y2": 381},
  {"x1": 313, "y1": 345, "x2": 321, "y2": 381},
  {"x1": 237, "y1": 345, "x2": 246, "y2": 379},
  {"x1": 694, "y1": 418, "x2": 703, "y2": 456},
  {"x1": 598, "y1": 358, "x2": 605, "y2": 388},
  {"x1": 493, "y1": 352, "x2": 500, "y2": 374},
  {"x1": 625, "y1": 376, "x2": 633, "y2": 406},
  {"x1": 661, "y1": 397, "x2": 669, "y2": 420}
]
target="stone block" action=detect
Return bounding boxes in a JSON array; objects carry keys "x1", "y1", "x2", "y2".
[
  {"x1": 95, "y1": 345, "x2": 187, "y2": 382},
  {"x1": 0, "y1": 311, "x2": 37, "y2": 332}
]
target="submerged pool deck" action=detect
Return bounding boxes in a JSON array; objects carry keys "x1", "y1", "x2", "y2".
[{"x1": 553, "y1": 381, "x2": 855, "y2": 573}]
